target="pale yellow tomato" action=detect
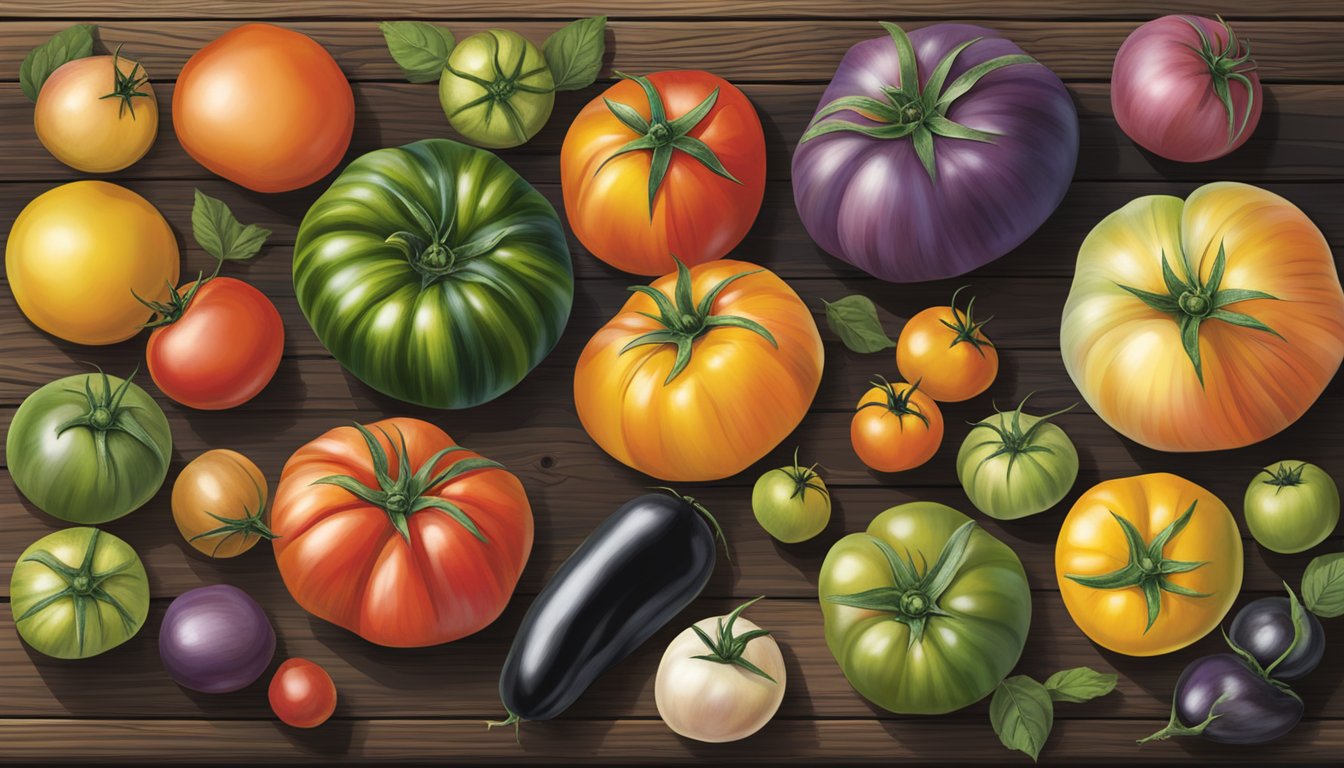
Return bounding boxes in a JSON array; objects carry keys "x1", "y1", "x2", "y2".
[{"x1": 35, "y1": 54, "x2": 158, "y2": 172}]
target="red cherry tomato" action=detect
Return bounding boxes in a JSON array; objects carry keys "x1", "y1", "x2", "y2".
[
  {"x1": 268, "y1": 658, "x2": 337, "y2": 728},
  {"x1": 144, "y1": 276, "x2": 283, "y2": 410}
]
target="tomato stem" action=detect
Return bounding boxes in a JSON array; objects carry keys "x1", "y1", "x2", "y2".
[
  {"x1": 856, "y1": 375, "x2": 930, "y2": 429},
  {"x1": 97, "y1": 44, "x2": 152, "y2": 120},
  {"x1": 444, "y1": 31, "x2": 553, "y2": 145},
  {"x1": 938, "y1": 286, "x2": 995, "y2": 356},
  {"x1": 1181, "y1": 15, "x2": 1258, "y2": 146},
  {"x1": 54, "y1": 366, "x2": 167, "y2": 474},
  {"x1": 187, "y1": 473, "x2": 278, "y2": 556},
  {"x1": 1260, "y1": 462, "x2": 1307, "y2": 493},
  {"x1": 782, "y1": 447, "x2": 829, "y2": 501},
  {"x1": 15, "y1": 529, "x2": 140, "y2": 657},
  {"x1": 687, "y1": 596, "x2": 778, "y2": 683},
  {"x1": 966, "y1": 393, "x2": 1075, "y2": 477},
  {"x1": 134, "y1": 272, "x2": 207, "y2": 328}
]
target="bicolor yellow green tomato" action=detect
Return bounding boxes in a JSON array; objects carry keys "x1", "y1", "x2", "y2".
[
  {"x1": 752, "y1": 449, "x2": 830, "y2": 543},
  {"x1": 439, "y1": 29, "x2": 555, "y2": 148},
  {"x1": 1243, "y1": 461, "x2": 1339, "y2": 554},
  {"x1": 957, "y1": 396, "x2": 1078, "y2": 520}
]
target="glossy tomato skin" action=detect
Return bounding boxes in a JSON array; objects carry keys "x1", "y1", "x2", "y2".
[
  {"x1": 270, "y1": 658, "x2": 338, "y2": 728},
  {"x1": 174, "y1": 23, "x2": 354, "y2": 192},
  {"x1": 6, "y1": 181, "x2": 178, "y2": 345},
  {"x1": 172, "y1": 449, "x2": 270, "y2": 558},
  {"x1": 850, "y1": 383, "x2": 943, "y2": 472},
  {"x1": 1056, "y1": 473, "x2": 1244, "y2": 656},
  {"x1": 440, "y1": 30, "x2": 554, "y2": 149},
  {"x1": 752, "y1": 468, "x2": 830, "y2": 544},
  {"x1": 895, "y1": 306, "x2": 997, "y2": 402},
  {"x1": 146, "y1": 277, "x2": 283, "y2": 410},
  {"x1": 271, "y1": 418, "x2": 533, "y2": 647},
  {"x1": 35, "y1": 55, "x2": 157, "y2": 172},
  {"x1": 1243, "y1": 462, "x2": 1339, "y2": 554},
  {"x1": 561, "y1": 70, "x2": 766, "y2": 275}
]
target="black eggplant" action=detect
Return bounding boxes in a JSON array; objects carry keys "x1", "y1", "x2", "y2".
[
  {"x1": 1140, "y1": 654, "x2": 1303, "y2": 745},
  {"x1": 1227, "y1": 595, "x2": 1325, "y2": 681},
  {"x1": 494, "y1": 489, "x2": 723, "y2": 725}
]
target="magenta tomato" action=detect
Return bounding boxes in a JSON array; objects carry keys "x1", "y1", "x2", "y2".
[{"x1": 269, "y1": 658, "x2": 337, "y2": 728}]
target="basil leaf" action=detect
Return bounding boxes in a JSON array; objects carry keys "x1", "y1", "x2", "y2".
[
  {"x1": 20, "y1": 24, "x2": 96, "y2": 102},
  {"x1": 1302, "y1": 552, "x2": 1344, "y2": 618},
  {"x1": 380, "y1": 21, "x2": 455, "y2": 84},
  {"x1": 990, "y1": 676, "x2": 1054, "y2": 762},
  {"x1": 1043, "y1": 667, "x2": 1118, "y2": 704},
  {"x1": 192, "y1": 189, "x2": 271, "y2": 264},
  {"x1": 543, "y1": 15, "x2": 606, "y2": 91},
  {"x1": 822, "y1": 295, "x2": 896, "y2": 353}
]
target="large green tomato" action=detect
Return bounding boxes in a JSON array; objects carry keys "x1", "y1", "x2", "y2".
[
  {"x1": 293, "y1": 139, "x2": 573, "y2": 409},
  {"x1": 1244, "y1": 461, "x2": 1339, "y2": 554},
  {"x1": 10, "y1": 527, "x2": 150, "y2": 659},
  {"x1": 819, "y1": 502, "x2": 1032, "y2": 715},
  {"x1": 439, "y1": 30, "x2": 555, "y2": 149},
  {"x1": 7, "y1": 369, "x2": 171, "y2": 523},
  {"x1": 956, "y1": 399, "x2": 1078, "y2": 520}
]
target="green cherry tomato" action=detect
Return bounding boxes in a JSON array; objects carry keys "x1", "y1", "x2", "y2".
[
  {"x1": 956, "y1": 397, "x2": 1078, "y2": 520},
  {"x1": 1244, "y1": 461, "x2": 1339, "y2": 554},
  {"x1": 751, "y1": 449, "x2": 830, "y2": 543},
  {"x1": 439, "y1": 29, "x2": 555, "y2": 149},
  {"x1": 10, "y1": 527, "x2": 150, "y2": 659}
]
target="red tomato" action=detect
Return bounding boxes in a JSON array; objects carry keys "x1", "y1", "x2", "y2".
[
  {"x1": 269, "y1": 658, "x2": 337, "y2": 728},
  {"x1": 144, "y1": 276, "x2": 283, "y2": 410},
  {"x1": 271, "y1": 418, "x2": 533, "y2": 647},
  {"x1": 561, "y1": 70, "x2": 766, "y2": 275},
  {"x1": 173, "y1": 24, "x2": 354, "y2": 192}
]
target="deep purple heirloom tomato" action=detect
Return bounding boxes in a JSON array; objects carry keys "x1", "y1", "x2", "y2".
[
  {"x1": 160, "y1": 585, "x2": 276, "y2": 693},
  {"x1": 792, "y1": 22, "x2": 1077, "y2": 282}
]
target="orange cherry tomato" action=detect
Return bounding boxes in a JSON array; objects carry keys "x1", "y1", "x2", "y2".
[
  {"x1": 850, "y1": 378, "x2": 943, "y2": 472},
  {"x1": 896, "y1": 287, "x2": 998, "y2": 402},
  {"x1": 269, "y1": 658, "x2": 337, "y2": 728},
  {"x1": 173, "y1": 24, "x2": 354, "y2": 192}
]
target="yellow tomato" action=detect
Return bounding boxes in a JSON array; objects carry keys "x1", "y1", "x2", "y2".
[
  {"x1": 172, "y1": 449, "x2": 272, "y2": 558},
  {"x1": 1061, "y1": 182, "x2": 1344, "y2": 451},
  {"x1": 35, "y1": 53, "x2": 158, "y2": 172},
  {"x1": 1055, "y1": 473, "x2": 1243, "y2": 656},
  {"x1": 574, "y1": 259, "x2": 823, "y2": 481},
  {"x1": 6, "y1": 181, "x2": 179, "y2": 345}
]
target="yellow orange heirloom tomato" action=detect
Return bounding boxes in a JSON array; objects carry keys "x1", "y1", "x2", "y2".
[
  {"x1": 1061, "y1": 182, "x2": 1344, "y2": 452},
  {"x1": 35, "y1": 50, "x2": 157, "y2": 173},
  {"x1": 172, "y1": 449, "x2": 274, "y2": 558},
  {"x1": 850, "y1": 377, "x2": 943, "y2": 473},
  {"x1": 1055, "y1": 473, "x2": 1243, "y2": 656},
  {"x1": 574, "y1": 259, "x2": 823, "y2": 481}
]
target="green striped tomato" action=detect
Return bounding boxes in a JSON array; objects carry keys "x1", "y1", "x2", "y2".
[{"x1": 293, "y1": 139, "x2": 573, "y2": 409}]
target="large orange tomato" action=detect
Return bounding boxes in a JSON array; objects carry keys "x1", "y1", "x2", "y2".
[
  {"x1": 271, "y1": 418, "x2": 532, "y2": 647},
  {"x1": 1056, "y1": 473, "x2": 1243, "y2": 656},
  {"x1": 174, "y1": 24, "x2": 354, "y2": 192},
  {"x1": 561, "y1": 70, "x2": 766, "y2": 276},
  {"x1": 1061, "y1": 182, "x2": 1344, "y2": 451},
  {"x1": 575, "y1": 259, "x2": 823, "y2": 481},
  {"x1": 896, "y1": 288, "x2": 998, "y2": 402}
]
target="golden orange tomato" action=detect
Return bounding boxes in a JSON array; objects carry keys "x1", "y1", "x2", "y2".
[
  {"x1": 575, "y1": 259, "x2": 823, "y2": 481},
  {"x1": 850, "y1": 378, "x2": 943, "y2": 472},
  {"x1": 35, "y1": 52, "x2": 157, "y2": 172},
  {"x1": 1056, "y1": 473, "x2": 1243, "y2": 656},
  {"x1": 172, "y1": 449, "x2": 272, "y2": 558},
  {"x1": 896, "y1": 288, "x2": 998, "y2": 402},
  {"x1": 1061, "y1": 182, "x2": 1344, "y2": 451}
]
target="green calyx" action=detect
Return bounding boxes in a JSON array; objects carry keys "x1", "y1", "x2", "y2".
[
  {"x1": 780, "y1": 447, "x2": 829, "y2": 501},
  {"x1": 1183, "y1": 15, "x2": 1257, "y2": 147},
  {"x1": 597, "y1": 71, "x2": 742, "y2": 217},
  {"x1": 825, "y1": 520, "x2": 977, "y2": 646},
  {"x1": 187, "y1": 472, "x2": 278, "y2": 556},
  {"x1": 1261, "y1": 462, "x2": 1306, "y2": 494},
  {"x1": 1115, "y1": 240, "x2": 1281, "y2": 385},
  {"x1": 620, "y1": 258, "x2": 777, "y2": 385},
  {"x1": 799, "y1": 22, "x2": 1038, "y2": 181},
  {"x1": 134, "y1": 272, "x2": 206, "y2": 328},
  {"x1": 56, "y1": 367, "x2": 166, "y2": 475},
  {"x1": 942, "y1": 286, "x2": 995, "y2": 355},
  {"x1": 98, "y1": 44, "x2": 152, "y2": 120},
  {"x1": 386, "y1": 209, "x2": 522, "y2": 288},
  {"x1": 689, "y1": 596, "x2": 778, "y2": 683},
  {"x1": 967, "y1": 394, "x2": 1076, "y2": 476},
  {"x1": 857, "y1": 375, "x2": 930, "y2": 429},
  {"x1": 1065, "y1": 501, "x2": 1211, "y2": 633},
  {"x1": 445, "y1": 31, "x2": 553, "y2": 145},
  {"x1": 16, "y1": 529, "x2": 139, "y2": 656},
  {"x1": 312, "y1": 423, "x2": 501, "y2": 543}
]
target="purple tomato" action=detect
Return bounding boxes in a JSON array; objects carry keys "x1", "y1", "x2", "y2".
[{"x1": 160, "y1": 584, "x2": 275, "y2": 693}]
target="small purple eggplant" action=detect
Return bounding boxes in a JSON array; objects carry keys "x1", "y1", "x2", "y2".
[
  {"x1": 1228, "y1": 594, "x2": 1325, "y2": 681},
  {"x1": 1140, "y1": 654, "x2": 1302, "y2": 745}
]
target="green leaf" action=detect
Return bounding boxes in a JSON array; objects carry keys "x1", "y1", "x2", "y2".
[
  {"x1": 380, "y1": 21, "x2": 455, "y2": 83},
  {"x1": 20, "y1": 24, "x2": 96, "y2": 102},
  {"x1": 822, "y1": 295, "x2": 896, "y2": 353},
  {"x1": 1043, "y1": 667, "x2": 1117, "y2": 704},
  {"x1": 191, "y1": 189, "x2": 271, "y2": 264},
  {"x1": 1302, "y1": 552, "x2": 1344, "y2": 618},
  {"x1": 543, "y1": 15, "x2": 606, "y2": 91},
  {"x1": 990, "y1": 676, "x2": 1054, "y2": 762}
]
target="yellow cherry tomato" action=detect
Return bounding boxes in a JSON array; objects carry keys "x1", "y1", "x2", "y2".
[
  {"x1": 850, "y1": 377, "x2": 943, "y2": 472},
  {"x1": 1055, "y1": 473, "x2": 1243, "y2": 656},
  {"x1": 34, "y1": 52, "x2": 158, "y2": 173},
  {"x1": 6, "y1": 181, "x2": 179, "y2": 345},
  {"x1": 896, "y1": 287, "x2": 998, "y2": 402},
  {"x1": 172, "y1": 449, "x2": 272, "y2": 558}
]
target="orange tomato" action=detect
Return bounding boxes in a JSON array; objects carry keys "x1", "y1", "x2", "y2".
[
  {"x1": 575, "y1": 259, "x2": 823, "y2": 481},
  {"x1": 35, "y1": 52, "x2": 157, "y2": 172},
  {"x1": 561, "y1": 70, "x2": 766, "y2": 275},
  {"x1": 896, "y1": 287, "x2": 998, "y2": 402},
  {"x1": 1056, "y1": 473, "x2": 1243, "y2": 656},
  {"x1": 173, "y1": 24, "x2": 354, "y2": 192},
  {"x1": 850, "y1": 378, "x2": 943, "y2": 472},
  {"x1": 171, "y1": 449, "x2": 272, "y2": 558}
]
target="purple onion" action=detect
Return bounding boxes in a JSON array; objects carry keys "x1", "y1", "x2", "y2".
[
  {"x1": 792, "y1": 23, "x2": 1078, "y2": 282},
  {"x1": 160, "y1": 584, "x2": 276, "y2": 694}
]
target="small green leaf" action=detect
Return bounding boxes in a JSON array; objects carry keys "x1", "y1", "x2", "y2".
[
  {"x1": 20, "y1": 24, "x2": 96, "y2": 102},
  {"x1": 380, "y1": 21, "x2": 455, "y2": 84},
  {"x1": 990, "y1": 676, "x2": 1054, "y2": 762},
  {"x1": 543, "y1": 15, "x2": 606, "y2": 91},
  {"x1": 822, "y1": 295, "x2": 896, "y2": 353},
  {"x1": 1043, "y1": 667, "x2": 1118, "y2": 704},
  {"x1": 1302, "y1": 552, "x2": 1344, "y2": 618},
  {"x1": 192, "y1": 189, "x2": 271, "y2": 264}
]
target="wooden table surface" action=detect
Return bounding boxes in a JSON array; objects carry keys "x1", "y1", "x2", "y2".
[{"x1": 1, "y1": 1, "x2": 1342, "y2": 764}]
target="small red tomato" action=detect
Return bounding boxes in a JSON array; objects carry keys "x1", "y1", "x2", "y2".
[
  {"x1": 269, "y1": 658, "x2": 337, "y2": 728},
  {"x1": 144, "y1": 276, "x2": 283, "y2": 410}
]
